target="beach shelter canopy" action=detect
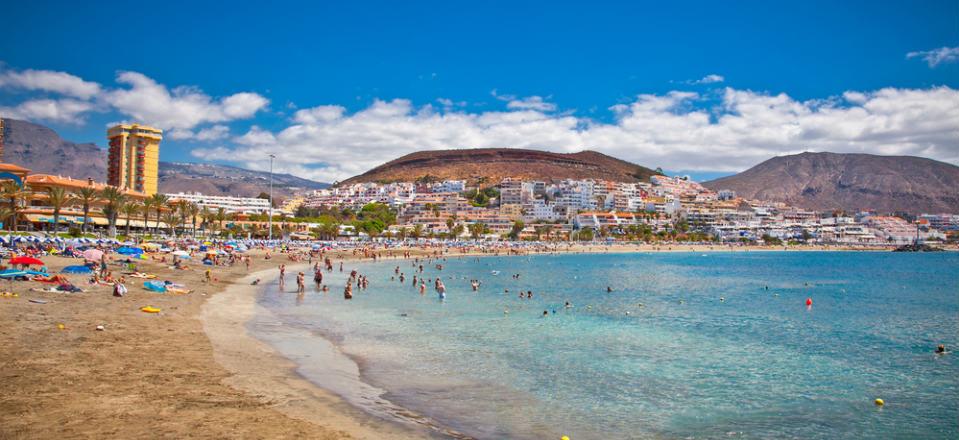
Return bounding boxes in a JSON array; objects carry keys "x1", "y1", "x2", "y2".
[
  {"x1": 61, "y1": 265, "x2": 93, "y2": 274},
  {"x1": 0, "y1": 269, "x2": 28, "y2": 278},
  {"x1": 8, "y1": 256, "x2": 45, "y2": 266},
  {"x1": 82, "y1": 249, "x2": 104, "y2": 261},
  {"x1": 116, "y1": 247, "x2": 144, "y2": 255}
]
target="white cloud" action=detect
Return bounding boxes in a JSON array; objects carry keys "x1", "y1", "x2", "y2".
[
  {"x1": 167, "y1": 124, "x2": 231, "y2": 141},
  {"x1": 0, "y1": 67, "x2": 268, "y2": 135},
  {"x1": 104, "y1": 71, "x2": 268, "y2": 130},
  {"x1": 690, "y1": 74, "x2": 725, "y2": 84},
  {"x1": 293, "y1": 105, "x2": 345, "y2": 124},
  {"x1": 0, "y1": 68, "x2": 102, "y2": 99},
  {"x1": 192, "y1": 86, "x2": 959, "y2": 183},
  {"x1": 506, "y1": 96, "x2": 557, "y2": 112},
  {"x1": 0, "y1": 98, "x2": 95, "y2": 123},
  {"x1": 906, "y1": 46, "x2": 959, "y2": 68}
]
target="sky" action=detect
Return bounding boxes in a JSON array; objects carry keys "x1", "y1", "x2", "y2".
[{"x1": 1, "y1": 0, "x2": 957, "y2": 183}]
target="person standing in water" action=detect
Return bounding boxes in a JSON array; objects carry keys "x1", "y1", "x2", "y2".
[
  {"x1": 314, "y1": 267, "x2": 323, "y2": 288},
  {"x1": 296, "y1": 272, "x2": 305, "y2": 293},
  {"x1": 344, "y1": 281, "x2": 353, "y2": 299}
]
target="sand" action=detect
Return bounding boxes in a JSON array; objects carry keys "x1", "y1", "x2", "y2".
[{"x1": 0, "y1": 250, "x2": 414, "y2": 439}]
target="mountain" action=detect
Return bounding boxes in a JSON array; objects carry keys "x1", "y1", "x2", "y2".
[
  {"x1": 1, "y1": 118, "x2": 107, "y2": 181},
  {"x1": 703, "y1": 152, "x2": 959, "y2": 214},
  {"x1": 0, "y1": 118, "x2": 328, "y2": 198},
  {"x1": 157, "y1": 162, "x2": 328, "y2": 198},
  {"x1": 340, "y1": 148, "x2": 660, "y2": 185}
]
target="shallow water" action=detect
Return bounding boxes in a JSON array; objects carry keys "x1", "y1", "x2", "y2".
[{"x1": 252, "y1": 252, "x2": 959, "y2": 439}]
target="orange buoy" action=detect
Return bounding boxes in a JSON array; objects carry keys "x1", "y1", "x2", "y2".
[{"x1": 805, "y1": 298, "x2": 813, "y2": 306}]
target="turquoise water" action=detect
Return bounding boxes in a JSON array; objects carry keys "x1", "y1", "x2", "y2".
[{"x1": 252, "y1": 252, "x2": 959, "y2": 439}]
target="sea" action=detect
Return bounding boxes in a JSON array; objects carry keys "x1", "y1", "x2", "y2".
[{"x1": 249, "y1": 251, "x2": 958, "y2": 439}]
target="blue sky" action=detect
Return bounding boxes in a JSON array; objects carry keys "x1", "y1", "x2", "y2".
[{"x1": 1, "y1": 0, "x2": 957, "y2": 182}]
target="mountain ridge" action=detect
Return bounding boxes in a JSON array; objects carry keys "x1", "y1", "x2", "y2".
[
  {"x1": 340, "y1": 147, "x2": 661, "y2": 185},
  {"x1": 703, "y1": 152, "x2": 959, "y2": 214}
]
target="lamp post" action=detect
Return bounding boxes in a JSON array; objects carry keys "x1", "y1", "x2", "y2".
[{"x1": 267, "y1": 154, "x2": 275, "y2": 243}]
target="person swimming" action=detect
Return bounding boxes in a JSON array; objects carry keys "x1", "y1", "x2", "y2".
[
  {"x1": 542, "y1": 310, "x2": 548, "y2": 317},
  {"x1": 607, "y1": 286, "x2": 613, "y2": 292},
  {"x1": 936, "y1": 344, "x2": 946, "y2": 354}
]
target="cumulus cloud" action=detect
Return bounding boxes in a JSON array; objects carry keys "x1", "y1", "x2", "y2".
[
  {"x1": 690, "y1": 74, "x2": 725, "y2": 84},
  {"x1": 906, "y1": 46, "x2": 959, "y2": 68},
  {"x1": 506, "y1": 96, "x2": 557, "y2": 112},
  {"x1": 191, "y1": 86, "x2": 959, "y2": 183},
  {"x1": 0, "y1": 66, "x2": 267, "y2": 134},
  {"x1": 104, "y1": 71, "x2": 268, "y2": 130},
  {"x1": 0, "y1": 98, "x2": 95, "y2": 123},
  {"x1": 167, "y1": 124, "x2": 231, "y2": 141},
  {"x1": 0, "y1": 68, "x2": 101, "y2": 99}
]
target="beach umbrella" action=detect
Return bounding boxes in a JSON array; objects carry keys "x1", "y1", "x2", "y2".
[
  {"x1": 82, "y1": 249, "x2": 104, "y2": 261},
  {"x1": 0, "y1": 269, "x2": 28, "y2": 278},
  {"x1": 141, "y1": 243, "x2": 161, "y2": 250},
  {"x1": 171, "y1": 250, "x2": 190, "y2": 257},
  {"x1": 116, "y1": 247, "x2": 144, "y2": 255},
  {"x1": 61, "y1": 265, "x2": 93, "y2": 274},
  {"x1": 9, "y1": 256, "x2": 45, "y2": 266}
]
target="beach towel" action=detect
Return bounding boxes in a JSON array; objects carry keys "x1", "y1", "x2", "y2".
[{"x1": 143, "y1": 281, "x2": 167, "y2": 293}]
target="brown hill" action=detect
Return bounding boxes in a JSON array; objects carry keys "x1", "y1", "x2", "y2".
[
  {"x1": 703, "y1": 152, "x2": 959, "y2": 214},
  {"x1": 0, "y1": 118, "x2": 327, "y2": 197},
  {"x1": 340, "y1": 148, "x2": 659, "y2": 185}
]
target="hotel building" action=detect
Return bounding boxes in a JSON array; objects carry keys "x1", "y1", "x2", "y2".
[{"x1": 107, "y1": 124, "x2": 162, "y2": 195}]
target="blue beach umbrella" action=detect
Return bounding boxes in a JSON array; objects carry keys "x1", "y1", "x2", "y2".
[
  {"x1": 116, "y1": 247, "x2": 144, "y2": 255},
  {"x1": 0, "y1": 269, "x2": 28, "y2": 278},
  {"x1": 61, "y1": 265, "x2": 93, "y2": 274}
]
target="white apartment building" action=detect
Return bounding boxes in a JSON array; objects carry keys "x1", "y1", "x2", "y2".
[{"x1": 167, "y1": 192, "x2": 271, "y2": 214}]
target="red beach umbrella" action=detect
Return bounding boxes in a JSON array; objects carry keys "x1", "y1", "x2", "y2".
[{"x1": 9, "y1": 256, "x2": 45, "y2": 266}]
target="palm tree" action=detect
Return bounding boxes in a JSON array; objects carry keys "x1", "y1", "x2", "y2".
[
  {"x1": 201, "y1": 207, "x2": 214, "y2": 236},
  {"x1": 99, "y1": 186, "x2": 126, "y2": 237},
  {"x1": 1, "y1": 181, "x2": 29, "y2": 232},
  {"x1": 411, "y1": 224, "x2": 424, "y2": 239},
  {"x1": 215, "y1": 207, "x2": 226, "y2": 233},
  {"x1": 74, "y1": 187, "x2": 99, "y2": 234},
  {"x1": 45, "y1": 186, "x2": 72, "y2": 234},
  {"x1": 185, "y1": 203, "x2": 200, "y2": 238},
  {"x1": 162, "y1": 211, "x2": 180, "y2": 237},
  {"x1": 141, "y1": 197, "x2": 156, "y2": 238},
  {"x1": 149, "y1": 193, "x2": 169, "y2": 234},
  {"x1": 120, "y1": 201, "x2": 141, "y2": 238},
  {"x1": 0, "y1": 206, "x2": 13, "y2": 232}
]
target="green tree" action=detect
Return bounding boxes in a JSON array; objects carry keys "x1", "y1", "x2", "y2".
[
  {"x1": 149, "y1": 193, "x2": 170, "y2": 234},
  {"x1": 45, "y1": 186, "x2": 72, "y2": 234},
  {"x1": 184, "y1": 202, "x2": 200, "y2": 238},
  {"x1": 508, "y1": 220, "x2": 525, "y2": 240},
  {"x1": 141, "y1": 197, "x2": 156, "y2": 237},
  {"x1": 0, "y1": 181, "x2": 28, "y2": 232},
  {"x1": 74, "y1": 187, "x2": 99, "y2": 234},
  {"x1": 120, "y1": 201, "x2": 141, "y2": 238},
  {"x1": 99, "y1": 186, "x2": 126, "y2": 237}
]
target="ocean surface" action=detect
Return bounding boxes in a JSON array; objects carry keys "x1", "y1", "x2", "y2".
[{"x1": 250, "y1": 252, "x2": 959, "y2": 439}]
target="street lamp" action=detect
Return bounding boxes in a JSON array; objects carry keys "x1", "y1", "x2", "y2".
[{"x1": 267, "y1": 154, "x2": 275, "y2": 243}]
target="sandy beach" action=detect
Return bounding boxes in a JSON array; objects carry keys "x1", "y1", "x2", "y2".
[{"x1": 1, "y1": 242, "x2": 951, "y2": 439}]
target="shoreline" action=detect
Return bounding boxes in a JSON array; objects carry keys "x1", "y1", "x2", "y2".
[{"x1": 200, "y1": 265, "x2": 433, "y2": 439}]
